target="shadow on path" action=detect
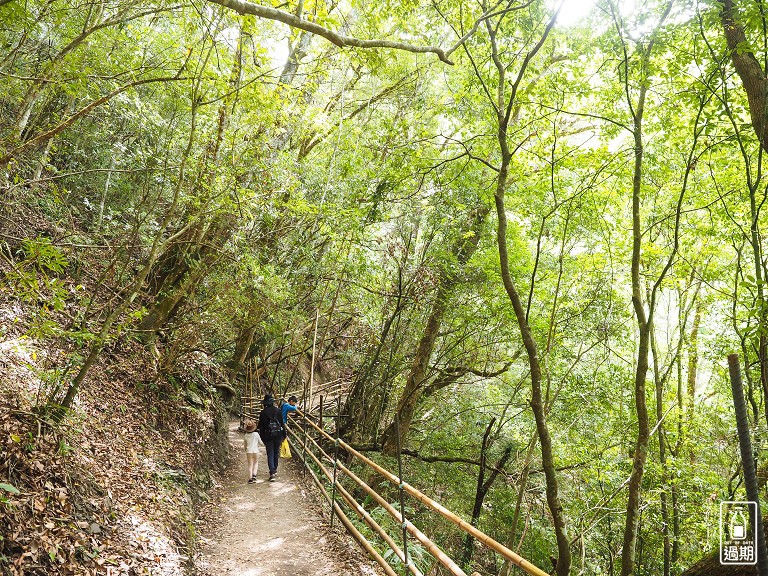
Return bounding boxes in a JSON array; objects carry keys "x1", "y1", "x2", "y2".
[{"x1": 195, "y1": 420, "x2": 381, "y2": 576}]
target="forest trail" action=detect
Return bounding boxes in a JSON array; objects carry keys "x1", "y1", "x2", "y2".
[{"x1": 194, "y1": 420, "x2": 381, "y2": 576}]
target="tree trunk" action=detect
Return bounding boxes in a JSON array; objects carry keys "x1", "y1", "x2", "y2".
[
  {"x1": 231, "y1": 324, "x2": 258, "y2": 372},
  {"x1": 651, "y1": 321, "x2": 670, "y2": 576},
  {"x1": 48, "y1": 62, "x2": 206, "y2": 420},
  {"x1": 621, "y1": 86, "x2": 651, "y2": 576},
  {"x1": 687, "y1": 302, "x2": 701, "y2": 417},
  {"x1": 139, "y1": 214, "x2": 233, "y2": 336},
  {"x1": 379, "y1": 206, "x2": 488, "y2": 455},
  {"x1": 495, "y1": 151, "x2": 571, "y2": 576},
  {"x1": 342, "y1": 291, "x2": 406, "y2": 443},
  {"x1": 718, "y1": 0, "x2": 768, "y2": 433},
  {"x1": 718, "y1": 0, "x2": 768, "y2": 153},
  {"x1": 498, "y1": 433, "x2": 536, "y2": 576},
  {"x1": 379, "y1": 282, "x2": 447, "y2": 453},
  {"x1": 617, "y1": 3, "x2": 675, "y2": 571},
  {"x1": 460, "y1": 418, "x2": 513, "y2": 569}
]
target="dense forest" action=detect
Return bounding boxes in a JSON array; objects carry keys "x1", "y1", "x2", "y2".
[{"x1": 3, "y1": 0, "x2": 768, "y2": 574}]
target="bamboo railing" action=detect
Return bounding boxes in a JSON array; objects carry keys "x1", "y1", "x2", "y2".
[
  {"x1": 285, "y1": 378, "x2": 348, "y2": 410},
  {"x1": 285, "y1": 408, "x2": 548, "y2": 576},
  {"x1": 239, "y1": 359, "x2": 265, "y2": 429}
]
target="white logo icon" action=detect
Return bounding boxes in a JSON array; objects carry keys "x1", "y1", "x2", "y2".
[
  {"x1": 732, "y1": 506, "x2": 748, "y2": 540},
  {"x1": 720, "y1": 501, "x2": 758, "y2": 565}
]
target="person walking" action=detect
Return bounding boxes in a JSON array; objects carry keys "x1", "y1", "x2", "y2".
[
  {"x1": 257, "y1": 394, "x2": 284, "y2": 482},
  {"x1": 243, "y1": 419, "x2": 260, "y2": 483}
]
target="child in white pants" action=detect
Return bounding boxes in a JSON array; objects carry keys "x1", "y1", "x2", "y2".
[{"x1": 243, "y1": 420, "x2": 260, "y2": 483}]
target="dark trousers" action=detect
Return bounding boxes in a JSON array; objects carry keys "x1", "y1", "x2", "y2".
[{"x1": 264, "y1": 437, "x2": 281, "y2": 474}]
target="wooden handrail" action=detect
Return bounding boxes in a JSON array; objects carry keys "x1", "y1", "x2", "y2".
[
  {"x1": 287, "y1": 430, "x2": 419, "y2": 574},
  {"x1": 286, "y1": 433, "x2": 400, "y2": 576},
  {"x1": 294, "y1": 411, "x2": 549, "y2": 576},
  {"x1": 286, "y1": 378, "x2": 347, "y2": 402},
  {"x1": 288, "y1": 429, "x2": 436, "y2": 576},
  {"x1": 304, "y1": 432, "x2": 465, "y2": 576}
]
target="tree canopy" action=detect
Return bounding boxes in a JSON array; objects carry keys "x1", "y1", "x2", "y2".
[{"x1": 3, "y1": 0, "x2": 768, "y2": 574}]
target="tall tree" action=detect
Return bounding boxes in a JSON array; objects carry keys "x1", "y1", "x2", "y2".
[{"x1": 443, "y1": 1, "x2": 572, "y2": 573}]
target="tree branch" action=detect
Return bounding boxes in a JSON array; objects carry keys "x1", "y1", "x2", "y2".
[
  {"x1": 443, "y1": 0, "x2": 537, "y2": 57},
  {"x1": 0, "y1": 75, "x2": 186, "y2": 167},
  {"x1": 205, "y1": 0, "x2": 454, "y2": 64}
]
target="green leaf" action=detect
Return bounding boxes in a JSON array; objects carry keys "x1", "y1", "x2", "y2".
[{"x1": 0, "y1": 483, "x2": 20, "y2": 494}]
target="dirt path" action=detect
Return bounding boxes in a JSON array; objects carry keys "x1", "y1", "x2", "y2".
[{"x1": 195, "y1": 420, "x2": 381, "y2": 576}]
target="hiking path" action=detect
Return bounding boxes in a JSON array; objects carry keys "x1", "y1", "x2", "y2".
[{"x1": 194, "y1": 420, "x2": 381, "y2": 576}]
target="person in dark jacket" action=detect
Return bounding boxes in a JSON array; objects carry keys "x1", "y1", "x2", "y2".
[{"x1": 257, "y1": 394, "x2": 284, "y2": 482}]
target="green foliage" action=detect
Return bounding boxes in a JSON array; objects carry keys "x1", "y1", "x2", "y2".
[
  {"x1": 3, "y1": 0, "x2": 768, "y2": 573},
  {"x1": 0, "y1": 484, "x2": 20, "y2": 495}
]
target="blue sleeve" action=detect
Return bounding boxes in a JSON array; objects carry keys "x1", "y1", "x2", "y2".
[{"x1": 282, "y1": 404, "x2": 298, "y2": 423}]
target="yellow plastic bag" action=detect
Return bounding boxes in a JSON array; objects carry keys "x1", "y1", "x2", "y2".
[{"x1": 280, "y1": 438, "x2": 292, "y2": 458}]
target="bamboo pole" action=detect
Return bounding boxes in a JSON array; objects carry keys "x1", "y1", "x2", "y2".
[
  {"x1": 395, "y1": 414, "x2": 411, "y2": 575},
  {"x1": 286, "y1": 433, "x2": 402, "y2": 576},
  {"x1": 240, "y1": 359, "x2": 248, "y2": 430},
  {"x1": 287, "y1": 377, "x2": 346, "y2": 404},
  {"x1": 319, "y1": 395, "x2": 324, "y2": 433},
  {"x1": 288, "y1": 435, "x2": 331, "y2": 503},
  {"x1": 330, "y1": 395, "x2": 341, "y2": 528},
  {"x1": 309, "y1": 308, "x2": 319, "y2": 410},
  {"x1": 346, "y1": 440, "x2": 549, "y2": 576},
  {"x1": 332, "y1": 500, "x2": 400, "y2": 576},
  {"x1": 335, "y1": 481, "x2": 422, "y2": 576},
  {"x1": 279, "y1": 336, "x2": 296, "y2": 398},
  {"x1": 297, "y1": 411, "x2": 548, "y2": 576},
  {"x1": 289, "y1": 428, "x2": 460, "y2": 576},
  {"x1": 288, "y1": 432, "x2": 422, "y2": 576}
]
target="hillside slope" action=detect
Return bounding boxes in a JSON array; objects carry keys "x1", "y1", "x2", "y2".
[{"x1": 1, "y1": 205, "x2": 234, "y2": 575}]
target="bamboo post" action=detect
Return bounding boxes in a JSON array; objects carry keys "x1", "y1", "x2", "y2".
[
  {"x1": 279, "y1": 336, "x2": 295, "y2": 398},
  {"x1": 270, "y1": 340, "x2": 286, "y2": 393},
  {"x1": 289, "y1": 426, "x2": 422, "y2": 576},
  {"x1": 294, "y1": 425, "x2": 459, "y2": 576},
  {"x1": 297, "y1": 411, "x2": 547, "y2": 576},
  {"x1": 287, "y1": 433, "x2": 403, "y2": 576},
  {"x1": 286, "y1": 433, "x2": 330, "y2": 504},
  {"x1": 301, "y1": 358, "x2": 308, "y2": 478},
  {"x1": 319, "y1": 395, "x2": 324, "y2": 434},
  {"x1": 332, "y1": 499, "x2": 400, "y2": 576},
  {"x1": 249, "y1": 359, "x2": 255, "y2": 420},
  {"x1": 302, "y1": 399, "x2": 308, "y2": 479},
  {"x1": 310, "y1": 308, "x2": 319, "y2": 411},
  {"x1": 240, "y1": 358, "x2": 248, "y2": 429},
  {"x1": 395, "y1": 414, "x2": 410, "y2": 575},
  {"x1": 330, "y1": 395, "x2": 341, "y2": 528},
  {"x1": 239, "y1": 383, "x2": 244, "y2": 432}
]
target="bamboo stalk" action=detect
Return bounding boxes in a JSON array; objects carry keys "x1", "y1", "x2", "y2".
[
  {"x1": 395, "y1": 414, "x2": 411, "y2": 574},
  {"x1": 332, "y1": 500, "x2": 400, "y2": 576},
  {"x1": 286, "y1": 377, "x2": 347, "y2": 402},
  {"x1": 287, "y1": 435, "x2": 401, "y2": 576},
  {"x1": 297, "y1": 411, "x2": 548, "y2": 576},
  {"x1": 338, "y1": 452, "x2": 462, "y2": 576},
  {"x1": 330, "y1": 395, "x2": 341, "y2": 528},
  {"x1": 289, "y1": 428, "x2": 456, "y2": 576},
  {"x1": 335, "y1": 481, "x2": 422, "y2": 576},
  {"x1": 344, "y1": 440, "x2": 548, "y2": 576},
  {"x1": 309, "y1": 308, "x2": 319, "y2": 409},
  {"x1": 305, "y1": 437, "x2": 422, "y2": 576},
  {"x1": 288, "y1": 436, "x2": 331, "y2": 504}
]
